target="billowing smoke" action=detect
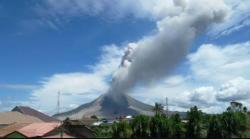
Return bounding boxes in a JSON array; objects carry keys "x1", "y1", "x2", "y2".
[{"x1": 107, "y1": 0, "x2": 228, "y2": 99}]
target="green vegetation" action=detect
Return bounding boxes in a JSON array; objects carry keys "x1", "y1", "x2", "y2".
[
  {"x1": 93, "y1": 102, "x2": 250, "y2": 138},
  {"x1": 112, "y1": 121, "x2": 132, "y2": 138},
  {"x1": 152, "y1": 103, "x2": 164, "y2": 116},
  {"x1": 131, "y1": 115, "x2": 150, "y2": 137},
  {"x1": 93, "y1": 125, "x2": 112, "y2": 138},
  {"x1": 186, "y1": 106, "x2": 202, "y2": 138},
  {"x1": 169, "y1": 113, "x2": 184, "y2": 138}
]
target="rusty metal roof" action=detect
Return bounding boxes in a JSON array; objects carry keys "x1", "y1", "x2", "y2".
[
  {"x1": 0, "y1": 123, "x2": 30, "y2": 137},
  {"x1": 0, "y1": 112, "x2": 43, "y2": 125},
  {"x1": 17, "y1": 122, "x2": 60, "y2": 138}
]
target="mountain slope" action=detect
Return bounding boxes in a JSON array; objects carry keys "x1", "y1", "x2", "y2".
[{"x1": 53, "y1": 94, "x2": 154, "y2": 120}]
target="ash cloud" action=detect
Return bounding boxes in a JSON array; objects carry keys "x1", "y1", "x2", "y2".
[{"x1": 108, "y1": 0, "x2": 228, "y2": 98}]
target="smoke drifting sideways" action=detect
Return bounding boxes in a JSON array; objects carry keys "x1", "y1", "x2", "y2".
[{"x1": 106, "y1": 0, "x2": 229, "y2": 100}]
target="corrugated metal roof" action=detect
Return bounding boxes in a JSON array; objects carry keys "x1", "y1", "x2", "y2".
[
  {"x1": 65, "y1": 118, "x2": 97, "y2": 126},
  {"x1": 0, "y1": 112, "x2": 43, "y2": 125},
  {"x1": 0, "y1": 123, "x2": 30, "y2": 137},
  {"x1": 44, "y1": 133, "x2": 75, "y2": 138},
  {"x1": 12, "y1": 106, "x2": 59, "y2": 122},
  {"x1": 17, "y1": 122, "x2": 60, "y2": 137}
]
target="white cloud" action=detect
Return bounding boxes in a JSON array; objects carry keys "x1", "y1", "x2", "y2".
[
  {"x1": 209, "y1": 0, "x2": 250, "y2": 36},
  {"x1": 28, "y1": 44, "x2": 123, "y2": 114},
  {"x1": 38, "y1": 0, "x2": 250, "y2": 36},
  {"x1": 31, "y1": 73, "x2": 107, "y2": 110},
  {"x1": 132, "y1": 41, "x2": 250, "y2": 113},
  {"x1": 0, "y1": 84, "x2": 37, "y2": 90},
  {"x1": 172, "y1": 86, "x2": 226, "y2": 113},
  {"x1": 41, "y1": 0, "x2": 180, "y2": 20},
  {"x1": 163, "y1": 75, "x2": 187, "y2": 87},
  {"x1": 189, "y1": 87, "x2": 218, "y2": 106},
  {"x1": 180, "y1": 42, "x2": 250, "y2": 112},
  {"x1": 217, "y1": 77, "x2": 250, "y2": 102},
  {"x1": 188, "y1": 41, "x2": 250, "y2": 85}
]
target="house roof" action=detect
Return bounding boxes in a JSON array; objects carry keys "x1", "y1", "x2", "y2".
[
  {"x1": 81, "y1": 118, "x2": 98, "y2": 126},
  {"x1": 17, "y1": 122, "x2": 60, "y2": 138},
  {"x1": 0, "y1": 123, "x2": 30, "y2": 137},
  {"x1": 12, "y1": 106, "x2": 59, "y2": 122},
  {"x1": 0, "y1": 112, "x2": 43, "y2": 125},
  {"x1": 44, "y1": 133, "x2": 75, "y2": 138},
  {"x1": 65, "y1": 118, "x2": 97, "y2": 126}
]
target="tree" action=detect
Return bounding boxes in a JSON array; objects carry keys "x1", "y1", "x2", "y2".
[
  {"x1": 94, "y1": 125, "x2": 112, "y2": 138},
  {"x1": 170, "y1": 113, "x2": 184, "y2": 138},
  {"x1": 207, "y1": 115, "x2": 223, "y2": 138},
  {"x1": 112, "y1": 122, "x2": 120, "y2": 138},
  {"x1": 221, "y1": 103, "x2": 248, "y2": 138},
  {"x1": 243, "y1": 107, "x2": 248, "y2": 113},
  {"x1": 150, "y1": 115, "x2": 170, "y2": 137},
  {"x1": 153, "y1": 103, "x2": 164, "y2": 116},
  {"x1": 227, "y1": 101, "x2": 245, "y2": 112},
  {"x1": 221, "y1": 111, "x2": 237, "y2": 138},
  {"x1": 131, "y1": 115, "x2": 150, "y2": 137},
  {"x1": 234, "y1": 112, "x2": 248, "y2": 137},
  {"x1": 186, "y1": 106, "x2": 203, "y2": 138},
  {"x1": 112, "y1": 121, "x2": 132, "y2": 138}
]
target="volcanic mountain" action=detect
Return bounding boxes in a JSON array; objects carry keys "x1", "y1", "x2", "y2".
[{"x1": 53, "y1": 94, "x2": 155, "y2": 120}]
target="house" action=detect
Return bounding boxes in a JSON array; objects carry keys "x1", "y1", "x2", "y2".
[
  {"x1": 0, "y1": 123, "x2": 30, "y2": 137},
  {"x1": 81, "y1": 117, "x2": 98, "y2": 126},
  {"x1": 0, "y1": 112, "x2": 43, "y2": 128},
  {"x1": 44, "y1": 132, "x2": 75, "y2": 138},
  {"x1": 17, "y1": 122, "x2": 60, "y2": 137},
  {"x1": 92, "y1": 121, "x2": 103, "y2": 126},
  {"x1": 1, "y1": 122, "x2": 77, "y2": 138},
  {"x1": 6, "y1": 131, "x2": 75, "y2": 138},
  {"x1": 4, "y1": 122, "x2": 74, "y2": 138},
  {"x1": 63, "y1": 119, "x2": 95, "y2": 138},
  {"x1": 4, "y1": 131, "x2": 27, "y2": 138},
  {"x1": 12, "y1": 106, "x2": 59, "y2": 122}
]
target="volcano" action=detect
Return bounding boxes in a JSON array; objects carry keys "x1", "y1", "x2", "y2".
[{"x1": 53, "y1": 94, "x2": 155, "y2": 120}]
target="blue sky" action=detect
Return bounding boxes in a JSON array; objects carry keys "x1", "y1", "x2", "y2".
[
  {"x1": 0, "y1": 0, "x2": 250, "y2": 114},
  {"x1": 0, "y1": 0, "x2": 155, "y2": 82}
]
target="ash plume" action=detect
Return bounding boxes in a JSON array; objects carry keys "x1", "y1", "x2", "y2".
[{"x1": 107, "y1": 0, "x2": 228, "y2": 99}]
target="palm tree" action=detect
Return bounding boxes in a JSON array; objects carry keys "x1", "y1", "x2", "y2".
[
  {"x1": 186, "y1": 106, "x2": 203, "y2": 138},
  {"x1": 112, "y1": 122, "x2": 120, "y2": 137},
  {"x1": 221, "y1": 104, "x2": 248, "y2": 138},
  {"x1": 243, "y1": 107, "x2": 247, "y2": 113},
  {"x1": 131, "y1": 115, "x2": 150, "y2": 137},
  {"x1": 94, "y1": 125, "x2": 112, "y2": 138},
  {"x1": 150, "y1": 115, "x2": 170, "y2": 137},
  {"x1": 153, "y1": 103, "x2": 164, "y2": 116},
  {"x1": 207, "y1": 115, "x2": 223, "y2": 138},
  {"x1": 221, "y1": 112, "x2": 236, "y2": 138},
  {"x1": 234, "y1": 112, "x2": 248, "y2": 137},
  {"x1": 170, "y1": 113, "x2": 184, "y2": 138},
  {"x1": 112, "y1": 121, "x2": 132, "y2": 138}
]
